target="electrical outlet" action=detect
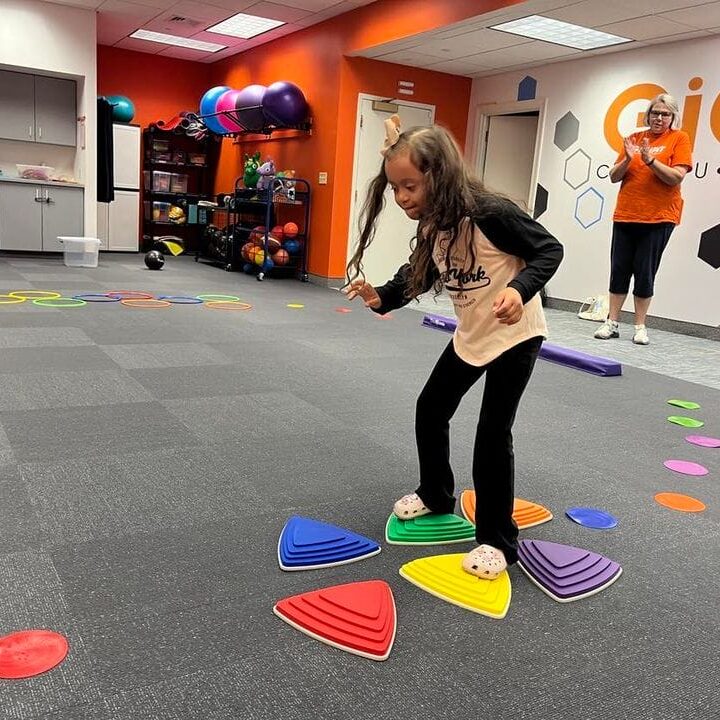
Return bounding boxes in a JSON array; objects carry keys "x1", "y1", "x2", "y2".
[{"x1": 318, "y1": 172, "x2": 328, "y2": 185}]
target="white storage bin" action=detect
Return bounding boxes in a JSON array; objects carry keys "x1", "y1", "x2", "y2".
[{"x1": 58, "y1": 237, "x2": 101, "y2": 268}]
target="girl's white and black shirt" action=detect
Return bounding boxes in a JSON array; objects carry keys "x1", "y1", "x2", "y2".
[{"x1": 374, "y1": 198, "x2": 564, "y2": 367}]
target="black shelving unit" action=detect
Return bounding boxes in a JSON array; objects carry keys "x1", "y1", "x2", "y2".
[
  {"x1": 141, "y1": 127, "x2": 219, "y2": 253},
  {"x1": 204, "y1": 177, "x2": 310, "y2": 281}
]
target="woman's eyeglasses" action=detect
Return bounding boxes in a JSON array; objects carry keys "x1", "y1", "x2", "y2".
[{"x1": 649, "y1": 111, "x2": 672, "y2": 118}]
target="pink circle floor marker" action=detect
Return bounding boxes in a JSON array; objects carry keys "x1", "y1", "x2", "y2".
[
  {"x1": 663, "y1": 460, "x2": 709, "y2": 476},
  {"x1": 685, "y1": 435, "x2": 720, "y2": 449}
]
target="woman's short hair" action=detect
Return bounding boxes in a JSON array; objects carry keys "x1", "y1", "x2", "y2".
[{"x1": 644, "y1": 94, "x2": 681, "y2": 130}]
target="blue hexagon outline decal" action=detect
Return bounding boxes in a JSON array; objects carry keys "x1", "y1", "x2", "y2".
[
  {"x1": 564, "y1": 148, "x2": 592, "y2": 190},
  {"x1": 574, "y1": 187, "x2": 604, "y2": 229}
]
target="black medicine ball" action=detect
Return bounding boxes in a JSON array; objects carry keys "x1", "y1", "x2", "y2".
[{"x1": 144, "y1": 250, "x2": 165, "y2": 270}]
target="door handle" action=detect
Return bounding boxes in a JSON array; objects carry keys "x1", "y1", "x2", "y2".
[
  {"x1": 29, "y1": 125, "x2": 33, "y2": 138},
  {"x1": 44, "y1": 190, "x2": 52, "y2": 204},
  {"x1": 38, "y1": 126, "x2": 42, "y2": 139},
  {"x1": 34, "y1": 188, "x2": 43, "y2": 202}
]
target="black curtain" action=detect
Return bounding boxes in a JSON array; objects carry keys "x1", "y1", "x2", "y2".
[{"x1": 97, "y1": 97, "x2": 114, "y2": 202}]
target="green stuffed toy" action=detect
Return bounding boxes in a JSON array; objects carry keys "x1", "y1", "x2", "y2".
[{"x1": 243, "y1": 151, "x2": 261, "y2": 188}]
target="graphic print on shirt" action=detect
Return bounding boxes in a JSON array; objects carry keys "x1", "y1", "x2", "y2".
[{"x1": 436, "y1": 230, "x2": 491, "y2": 311}]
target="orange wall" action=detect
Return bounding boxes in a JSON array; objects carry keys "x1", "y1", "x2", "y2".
[{"x1": 97, "y1": 46, "x2": 211, "y2": 129}]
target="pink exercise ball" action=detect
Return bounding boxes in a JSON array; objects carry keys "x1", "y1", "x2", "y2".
[{"x1": 216, "y1": 90, "x2": 244, "y2": 133}]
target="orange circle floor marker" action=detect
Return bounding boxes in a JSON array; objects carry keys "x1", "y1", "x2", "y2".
[
  {"x1": 654, "y1": 492, "x2": 706, "y2": 513},
  {"x1": 120, "y1": 298, "x2": 171, "y2": 308},
  {"x1": 204, "y1": 301, "x2": 252, "y2": 310}
]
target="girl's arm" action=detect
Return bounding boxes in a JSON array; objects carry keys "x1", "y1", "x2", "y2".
[
  {"x1": 475, "y1": 201, "x2": 564, "y2": 303},
  {"x1": 373, "y1": 262, "x2": 436, "y2": 314}
]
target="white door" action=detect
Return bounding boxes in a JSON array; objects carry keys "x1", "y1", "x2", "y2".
[
  {"x1": 113, "y1": 124, "x2": 141, "y2": 189},
  {"x1": 347, "y1": 98, "x2": 434, "y2": 286},
  {"x1": 108, "y1": 191, "x2": 140, "y2": 251},
  {"x1": 482, "y1": 114, "x2": 538, "y2": 210}
]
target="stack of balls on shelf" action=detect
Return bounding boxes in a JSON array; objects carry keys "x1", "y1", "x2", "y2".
[
  {"x1": 240, "y1": 221, "x2": 300, "y2": 274},
  {"x1": 199, "y1": 81, "x2": 309, "y2": 135}
]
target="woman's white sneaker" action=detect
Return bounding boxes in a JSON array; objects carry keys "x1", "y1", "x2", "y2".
[
  {"x1": 633, "y1": 325, "x2": 649, "y2": 345},
  {"x1": 594, "y1": 319, "x2": 619, "y2": 339}
]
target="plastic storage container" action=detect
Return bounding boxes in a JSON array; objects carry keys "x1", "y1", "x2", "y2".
[
  {"x1": 58, "y1": 237, "x2": 101, "y2": 268},
  {"x1": 17, "y1": 164, "x2": 54, "y2": 180}
]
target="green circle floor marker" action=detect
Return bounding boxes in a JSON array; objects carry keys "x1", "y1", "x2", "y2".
[
  {"x1": 667, "y1": 399, "x2": 701, "y2": 410},
  {"x1": 667, "y1": 415, "x2": 704, "y2": 429}
]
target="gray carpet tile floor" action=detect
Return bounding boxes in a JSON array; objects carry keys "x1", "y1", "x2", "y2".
[{"x1": 0, "y1": 253, "x2": 717, "y2": 720}]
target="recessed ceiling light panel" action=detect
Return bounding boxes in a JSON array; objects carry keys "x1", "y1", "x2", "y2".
[
  {"x1": 207, "y1": 13, "x2": 285, "y2": 39},
  {"x1": 490, "y1": 15, "x2": 631, "y2": 50},
  {"x1": 130, "y1": 29, "x2": 226, "y2": 52}
]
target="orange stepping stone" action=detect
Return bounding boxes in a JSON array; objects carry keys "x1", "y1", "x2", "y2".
[
  {"x1": 460, "y1": 490, "x2": 553, "y2": 529},
  {"x1": 654, "y1": 492, "x2": 706, "y2": 513}
]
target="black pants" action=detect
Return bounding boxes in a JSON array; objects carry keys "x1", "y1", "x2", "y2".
[
  {"x1": 414, "y1": 336, "x2": 543, "y2": 564},
  {"x1": 609, "y1": 221, "x2": 674, "y2": 298}
]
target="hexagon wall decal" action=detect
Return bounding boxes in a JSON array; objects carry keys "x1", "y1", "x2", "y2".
[
  {"x1": 698, "y1": 224, "x2": 720, "y2": 269},
  {"x1": 575, "y1": 187, "x2": 604, "y2": 229},
  {"x1": 518, "y1": 76, "x2": 537, "y2": 101},
  {"x1": 554, "y1": 112, "x2": 579, "y2": 151},
  {"x1": 564, "y1": 149, "x2": 592, "y2": 190},
  {"x1": 534, "y1": 184, "x2": 548, "y2": 219}
]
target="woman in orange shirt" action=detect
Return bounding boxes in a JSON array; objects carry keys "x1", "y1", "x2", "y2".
[{"x1": 595, "y1": 94, "x2": 692, "y2": 345}]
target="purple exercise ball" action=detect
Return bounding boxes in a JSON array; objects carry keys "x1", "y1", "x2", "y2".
[
  {"x1": 262, "y1": 81, "x2": 308, "y2": 127},
  {"x1": 235, "y1": 84, "x2": 267, "y2": 132}
]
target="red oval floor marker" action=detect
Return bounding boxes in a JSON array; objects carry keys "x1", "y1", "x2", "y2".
[
  {"x1": 0, "y1": 630, "x2": 68, "y2": 679},
  {"x1": 273, "y1": 580, "x2": 396, "y2": 661}
]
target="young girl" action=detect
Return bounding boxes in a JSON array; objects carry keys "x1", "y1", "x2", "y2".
[{"x1": 345, "y1": 120, "x2": 563, "y2": 580}]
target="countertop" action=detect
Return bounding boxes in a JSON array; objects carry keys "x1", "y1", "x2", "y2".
[{"x1": 0, "y1": 175, "x2": 84, "y2": 188}]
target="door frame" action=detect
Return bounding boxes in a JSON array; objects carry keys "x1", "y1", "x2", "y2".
[
  {"x1": 467, "y1": 98, "x2": 547, "y2": 211},
  {"x1": 347, "y1": 93, "x2": 436, "y2": 267}
]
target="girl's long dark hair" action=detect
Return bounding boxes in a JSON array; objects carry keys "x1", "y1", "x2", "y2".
[{"x1": 346, "y1": 124, "x2": 504, "y2": 299}]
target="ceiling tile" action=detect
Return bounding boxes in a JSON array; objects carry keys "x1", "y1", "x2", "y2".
[
  {"x1": 241, "y1": 1, "x2": 312, "y2": 22},
  {"x1": 373, "y1": 50, "x2": 448, "y2": 66},
  {"x1": 197, "y1": 0, "x2": 257, "y2": 9},
  {"x1": 659, "y1": 2, "x2": 720, "y2": 29},
  {"x1": 119, "y1": 0, "x2": 175, "y2": 8},
  {"x1": 545, "y1": 0, "x2": 657, "y2": 26},
  {"x1": 114, "y1": 36, "x2": 166, "y2": 51},
  {"x1": 157, "y1": 46, "x2": 215, "y2": 60},
  {"x1": 264, "y1": 0, "x2": 345, "y2": 10},
  {"x1": 44, "y1": 0, "x2": 104, "y2": 7},
  {"x1": 411, "y1": 28, "x2": 530, "y2": 59},
  {"x1": 424, "y1": 58, "x2": 494, "y2": 77},
  {"x1": 599, "y1": 16, "x2": 697, "y2": 40},
  {"x1": 99, "y1": 0, "x2": 162, "y2": 18},
  {"x1": 97, "y1": 16, "x2": 142, "y2": 44},
  {"x1": 636, "y1": 29, "x2": 711, "y2": 46},
  {"x1": 475, "y1": 40, "x2": 579, "y2": 69},
  {"x1": 165, "y1": 3, "x2": 232, "y2": 21}
]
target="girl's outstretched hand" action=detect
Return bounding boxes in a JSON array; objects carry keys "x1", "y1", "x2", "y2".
[
  {"x1": 344, "y1": 279, "x2": 381, "y2": 309},
  {"x1": 492, "y1": 287, "x2": 524, "y2": 325}
]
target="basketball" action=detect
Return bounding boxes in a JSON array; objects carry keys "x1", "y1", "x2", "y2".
[
  {"x1": 283, "y1": 222, "x2": 299, "y2": 238},
  {"x1": 271, "y1": 225, "x2": 285, "y2": 241},
  {"x1": 273, "y1": 248, "x2": 290, "y2": 266}
]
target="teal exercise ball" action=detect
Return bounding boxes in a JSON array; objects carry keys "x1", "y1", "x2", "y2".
[{"x1": 106, "y1": 95, "x2": 135, "y2": 123}]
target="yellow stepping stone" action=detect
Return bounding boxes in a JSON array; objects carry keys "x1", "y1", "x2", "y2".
[{"x1": 400, "y1": 553, "x2": 511, "y2": 619}]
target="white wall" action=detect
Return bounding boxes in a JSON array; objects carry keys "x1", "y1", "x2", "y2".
[
  {"x1": 0, "y1": 0, "x2": 97, "y2": 235},
  {"x1": 467, "y1": 36, "x2": 720, "y2": 328}
]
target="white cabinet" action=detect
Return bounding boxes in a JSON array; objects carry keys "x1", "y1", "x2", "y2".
[
  {"x1": 113, "y1": 124, "x2": 141, "y2": 189},
  {"x1": 98, "y1": 192, "x2": 139, "y2": 251},
  {"x1": 97, "y1": 124, "x2": 140, "y2": 252},
  {"x1": 0, "y1": 71, "x2": 76, "y2": 146},
  {"x1": 0, "y1": 182, "x2": 83, "y2": 251}
]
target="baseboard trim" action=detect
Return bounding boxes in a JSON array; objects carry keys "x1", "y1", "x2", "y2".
[{"x1": 545, "y1": 297, "x2": 719, "y2": 341}]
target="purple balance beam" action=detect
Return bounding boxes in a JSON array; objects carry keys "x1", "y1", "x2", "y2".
[{"x1": 421, "y1": 314, "x2": 622, "y2": 377}]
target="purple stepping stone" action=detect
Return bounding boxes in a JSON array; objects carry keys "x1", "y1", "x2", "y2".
[
  {"x1": 518, "y1": 539, "x2": 622, "y2": 603},
  {"x1": 663, "y1": 460, "x2": 709, "y2": 476},
  {"x1": 686, "y1": 435, "x2": 720, "y2": 449}
]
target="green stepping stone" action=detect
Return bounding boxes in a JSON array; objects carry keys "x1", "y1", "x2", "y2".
[
  {"x1": 667, "y1": 399, "x2": 701, "y2": 410},
  {"x1": 385, "y1": 513, "x2": 475, "y2": 545},
  {"x1": 667, "y1": 415, "x2": 704, "y2": 428}
]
